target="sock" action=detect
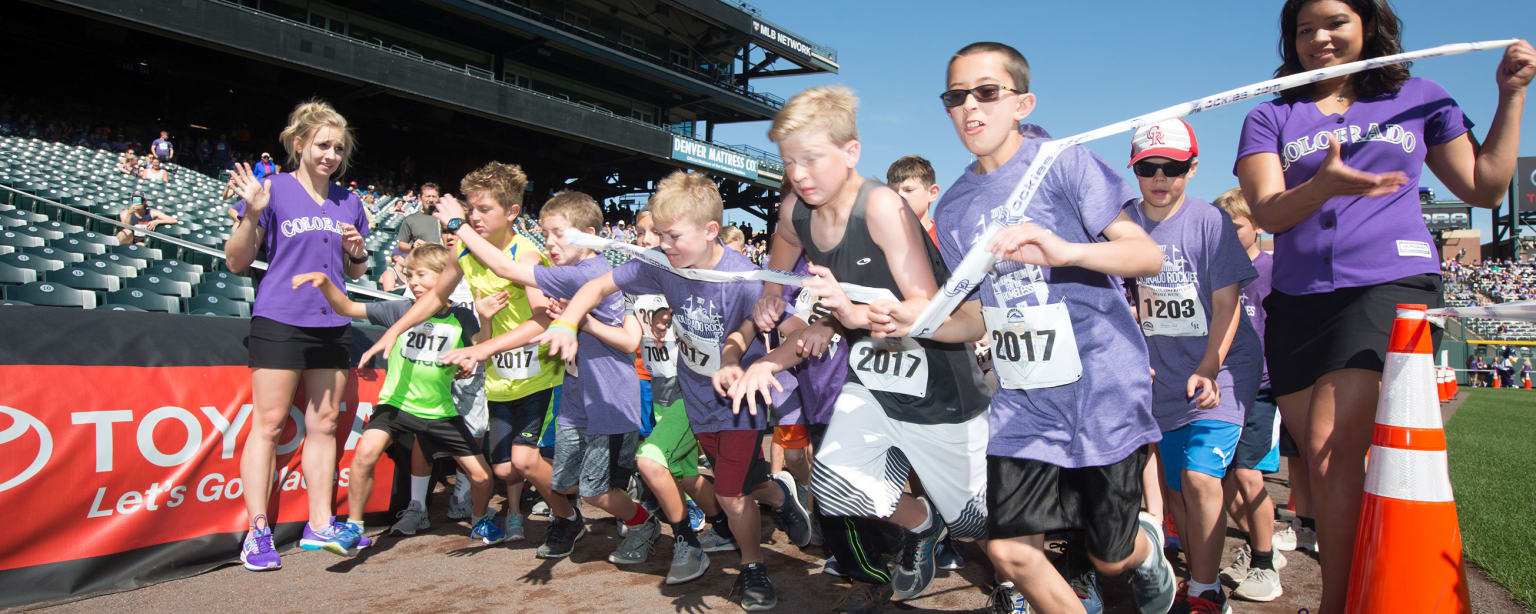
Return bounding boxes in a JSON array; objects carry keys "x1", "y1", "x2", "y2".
[
  {"x1": 347, "y1": 518, "x2": 364, "y2": 533},
  {"x1": 625, "y1": 504, "x2": 651, "y2": 527},
  {"x1": 1298, "y1": 516, "x2": 1316, "y2": 531},
  {"x1": 1250, "y1": 549, "x2": 1274, "y2": 571},
  {"x1": 708, "y1": 513, "x2": 735, "y2": 542},
  {"x1": 1188, "y1": 579, "x2": 1220, "y2": 599},
  {"x1": 672, "y1": 519, "x2": 700, "y2": 547},
  {"x1": 410, "y1": 474, "x2": 430, "y2": 507},
  {"x1": 909, "y1": 499, "x2": 934, "y2": 534}
]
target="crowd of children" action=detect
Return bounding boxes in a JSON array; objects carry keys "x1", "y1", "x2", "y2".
[{"x1": 234, "y1": 5, "x2": 1536, "y2": 611}]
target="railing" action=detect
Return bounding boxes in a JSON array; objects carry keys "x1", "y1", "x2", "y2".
[{"x1": 206, "y1": 0, "x2": 783, "y2": 184}]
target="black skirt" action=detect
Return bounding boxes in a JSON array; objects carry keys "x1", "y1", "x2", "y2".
[
  {"x1": 1263, "y1": 274, "x2": 1442, "y2": 396},
  {"x1": 247, "y1": 316, "x2": 352, "y2": 370}
]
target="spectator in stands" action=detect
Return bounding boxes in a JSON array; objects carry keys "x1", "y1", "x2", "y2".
[
  {"x1": 379, "y1": 250, "x2": 410, "y2": 295},
  {"x1": 253, "y1": 152, "x2": 278, "y2": 179},
  {"x1": 224, "y1": 100, "x2": 372, "y2": 569},
  {"x1": 115, "y1": 193, "x2": 178, "y2": 245},
  {"x1": 142, "y1": 157, "x2": 169, "y2": 183},
  {"x1": 397, "y1": 182, "x2": 444, "y2": 254},
  {"x1": 117, "y1": 152, "x2": 140, "y2": 175},
  {"x1": 151, "y1": 129, "x2": 174, "y2": 163}
]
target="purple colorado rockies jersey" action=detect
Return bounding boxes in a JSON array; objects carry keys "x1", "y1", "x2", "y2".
[{"x1": 245, "y1": 173, "x2": 370, "y2": 327}]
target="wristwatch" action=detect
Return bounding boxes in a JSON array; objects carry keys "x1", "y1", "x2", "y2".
[
  {"x1": 348, "y1": 253, "x2": 368, "y2": 264},
  {"x1": 445, "y1": 218, "x2": 466, "y2": 233}
]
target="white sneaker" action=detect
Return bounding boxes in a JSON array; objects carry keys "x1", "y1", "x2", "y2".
[
  {"x1": 1272, "y1": 525, "x2": 1298, "y2": 551},
  {"x1": 1233, "y1": 566, "x2": 1283, "y2": 602},
  {"x1": 446, "y1": 472, "x2": 472, "y2": 521},
  {"x1": 390, "y1": 500, "x2": 430, "y2": 536},
  {"x1": 1221, "y1": 544, "x2": 1287, "y2": 584}
]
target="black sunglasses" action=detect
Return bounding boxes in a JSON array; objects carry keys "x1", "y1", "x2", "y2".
[
  {"x1": 1132, "y1": 159, "x2": 1193, "y2": 178},
  {"x1": 939, "y1": 84, "x2": 1024, "y2": 108}
]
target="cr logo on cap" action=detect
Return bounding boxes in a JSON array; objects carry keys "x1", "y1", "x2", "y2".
[
  {"x1": 1147, "y1": 126, "x2": 1166, "y2": 146},
  {"x1": 0, "y1": 406, "x2": 52, "y2": 492}
]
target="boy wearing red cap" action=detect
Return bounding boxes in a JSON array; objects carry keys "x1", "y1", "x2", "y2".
[{"x1": 1125, "y1": 119, "x2": 1262, "y2": 614}]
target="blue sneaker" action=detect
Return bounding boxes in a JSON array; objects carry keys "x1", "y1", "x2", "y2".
[
  {"x1": 471, "y1": 513, "x2": 506, "y2": 545},
  {"x1": 1070, "y1": 569, "x2": 1104, "y2": 614},
  {"x1": 240, "y1": 522, "x2": 281, "y2": 571},
  {"x1": 686, "y1": 498, "x2": 706, "y2": 533},
  {"x1": 337, "y1": 519, "x2": 373, "y2": 550},
  {"x1": 300, "y1": 517, "x2": 359, "y2": 556}
]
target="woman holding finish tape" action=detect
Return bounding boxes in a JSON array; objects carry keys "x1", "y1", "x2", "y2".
[
  {"x1": 1234, "y1": 1, "x2": 1534, "y2": 610},
  {"x1": 224, "y1": 100, "x2": 372, "y2": 571}
]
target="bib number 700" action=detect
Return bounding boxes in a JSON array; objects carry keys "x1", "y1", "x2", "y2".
[{"x1": 989, "y1": 329, "x2": 1055, "y2": 363}]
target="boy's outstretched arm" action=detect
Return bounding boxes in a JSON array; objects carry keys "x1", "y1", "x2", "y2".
[
  {"x1": 358, "y1": 262, "x2": 461, "y2": 365},
  {"x1": 434, "y1": 195, "x2": 538, "y2": 286},
  {"x1": 990, "y1": 211, "x2": 1161, "y2": 278},
  {"x1": 581, "y1": 313, "x2": 643, "y2": 354},
  {"x1": 528, "y1": 272, "x2": 621, "y2": 362},
  {"x1": 291, "y1": 272, "x2": 368, "y2": 320}
]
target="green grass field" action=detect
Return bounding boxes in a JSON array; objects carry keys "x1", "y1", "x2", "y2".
[{"x1": 1446, "y1": 389, "x2": 1536, "y2": 610}]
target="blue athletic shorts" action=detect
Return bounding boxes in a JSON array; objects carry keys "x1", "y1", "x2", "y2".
[{"x1": 1160, "y1": 420, "x2": 1242, "y2": 491}]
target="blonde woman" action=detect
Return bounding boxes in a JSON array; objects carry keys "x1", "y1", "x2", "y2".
[{"x1": 225, "y1": 100, "x2": 372, "y2": 570}]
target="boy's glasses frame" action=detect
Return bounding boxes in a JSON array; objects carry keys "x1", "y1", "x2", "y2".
[{"x1": 939, "y1": 84, "x2": 1025, "y2": 108}]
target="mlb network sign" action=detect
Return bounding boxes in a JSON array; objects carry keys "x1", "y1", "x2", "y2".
[{"x1": 671, "y1": 136, "x2": 759, "y2": 181}]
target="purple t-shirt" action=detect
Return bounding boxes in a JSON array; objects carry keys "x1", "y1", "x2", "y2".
[
  {"x1": 934, "y1": 127, "x2": 1161, "y2": 468},
  {"x1": 1235, "y1": 78, "x2": 1470, "y2": 295},
  {"x1": 535, "y1": 256, "x2": 639, "y2": 435},
  {"x1": 1242, "y1": 251, "x2": 1274, "y2": 389},
  {"x1": 247, "y1": 173, "x2": 370, "y2": 327},
  {"x1": 781, "y1": 257, "x2": 847, "y2": 426},
  {"x1": 611, "y1": 246, "x2": 796, "y2": 434},
  {"x1": 151, "y1": 138, "x2": 171, "y2": 157},
  {"x1": 1127, "y1": 197, "x2": 1262, "y2": 432}
]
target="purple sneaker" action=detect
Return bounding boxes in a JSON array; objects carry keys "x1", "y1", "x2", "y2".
[
  {"x1": 299, "y1": 517, "x2": 360, "y2": 556},
  {"x1": 240, "y1": 523, "x2": 281, "y2": 571}
]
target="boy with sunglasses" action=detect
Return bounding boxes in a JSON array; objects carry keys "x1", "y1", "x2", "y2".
[{"x1": 1124, "y1": 120, "x2": 1261, "y2": 614}]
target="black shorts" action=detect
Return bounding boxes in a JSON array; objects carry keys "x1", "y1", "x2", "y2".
[
  {"x1": 987, "y1": 446, "x2": 1148, "y2": 563},
  {"x1": 247, "y1": 316, "x2": 351, "y2": 370},
  {"x1": 1263, "y1": 274, "x2": 1442, "y2": 396},
  {"x1": 486, "y1": 387, "x2": 557, "y2": 464},
  {"x1": 364, "y1": 404, "x2": 481, "y2": 462},
  {"x1": 1233, "y1": 388, "x2": 1278, "y2": 471}
]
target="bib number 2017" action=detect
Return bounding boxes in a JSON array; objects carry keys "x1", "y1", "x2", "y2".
[
  {"x1": 989, "y1": 329, "x2": 1055, "y2": 363},
  {"x1": 854, "y1": 345, "x2": 922, "y2": 379},
  {"x1": 493, "y1": 345, "x2": 541, "y2": 380}
]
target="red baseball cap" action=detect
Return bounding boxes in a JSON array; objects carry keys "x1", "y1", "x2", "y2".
[{"x1": 1128, "y1": 119, "x2": 1198, "y2": 166}]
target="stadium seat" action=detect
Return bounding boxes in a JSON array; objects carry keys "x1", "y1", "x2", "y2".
[
  {"x1": 50, "y1": 236, "x2": 109, "y2": 257},
  {"x1": 0, "y1": 299, "x2": 31, "y2": 306},
  {"x1": 110, "y1": 243, "x2": 161, "y2": 261},
  {"x1": 195, "y1": 279, "x2": 255, "y2": 302},
  {"x1": 149, "y1": 258, "x2": 203, "y2": 276},
  {"x1": 101, "y1": 288, "x2": 179, "y2": 313},
  {"x1": 141, "y1": 264, "x2": 199, "y2": 286},
  {"x1": 183, "y1": 294, "x2": 250, "y2": 317},
  {"x1": 96, "y1": 303, "x2": 148, "y2": 312},
  {"x1": 21, "y1": 245, "x2": 84, "y2": 265},
  {"x1": 3, "y1": 281, "x2": 96, "y2": 308},
  {"x1": 97, "y1": 252, "x2": 147, "y2": 270},
  {"x1": 21, "y1": 225, "x2": 64, "y2": 241},
  {"x1": 71, "y1": 230, "x2": 117, "y2": 245},
  {"x1": 0, "y1": 251, "x2": 64, "y2": 274},
  {"x1": 126, "y1": 274, "x2": 192, "y2": 298},
  {"x1": 202, "y1": 270, "x2": 252, "y2": 287},
  {"x1": 79, "y1": 257, "x2": 137, "y2": 278},
  {"x1": 47, "y1": 266, "x2": 120, "y2": 292},
  {"x1": 0, "y1": 230, "x2": 45, "y2": 249},
  {"x1": 0, "y1": 260, "x2": 38, "y2": 285},
  {"x1": 0, "y1": 216, "x2": 26, "y2": 229}
]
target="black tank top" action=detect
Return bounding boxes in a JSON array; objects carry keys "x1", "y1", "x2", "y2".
[{"x1": 791, "y1": 179, "x2": 988, "y2": 425}]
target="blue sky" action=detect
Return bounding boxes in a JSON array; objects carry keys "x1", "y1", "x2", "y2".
[{"x1": 717, "y1": 0, "x2": 1536, "y2": 241}]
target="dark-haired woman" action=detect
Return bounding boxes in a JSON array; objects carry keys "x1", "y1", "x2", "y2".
[{"x1": 1235, "y1": 1, "x2": 1533, "y2": 610}]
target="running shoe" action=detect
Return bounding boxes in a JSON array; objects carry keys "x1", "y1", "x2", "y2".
[
  {"x1": 471, "y1": 513, "x2": 506, "y2": 545},
  {"x1": 822, "y1": 555, "x2": 849, "y2": 578},
  {"x1": 1127, "y1": 512, "x2": 1177, "y2": 614},
  {"x1": 446, "y1": 473, "x2": 473, "y2": 521},
  {"x1": 987, "y1": 582, "x2": 1028, "y2": 614},
  {"x1": 731, "y1": 562, "x2": 777, "y2": 612},
  {"x1": 390, "y1": 500, "x2": 429, "y2": 536},
  {"x1": 686, "y1": 498, "x2": 706, "y2": 533},
  {"x1": 504, "y1": 512, "x2": 526, "y2": 542},
  {"x1": 240, "y1": 523, "x2": 281, "y2": 571},
  {"x1": 937, "y1": 536, "x2": 964, "y2": 570},
  {"x1": 1070, "y1": 569, "x2": 1104, "y2": 614},
  {"x1": 1296, "y1": 525, "x2": 1319, "y2": 553},
  {"x1": 1220, "y1": 543, "x2": 1288, "y2": 583},
  {"x1": 666, "y1": 535, "x2": 709, "y2": 585},
  {"x1": 830, "y1": 580, "x2": 893, "y2": 614},
  {"x1": 1271, "y1": 524, "x2": 1298, "y2": 551},
  {"x1": 770, "y1": 472, "x2": 813, "y2": 547},
  {"x1": 1233, "y1": 565, "x2": 1283, "y2": 602},
  {"x1": 536, "y1": 510, "x2": 586, "y2": 559},
  {"x1": 697, "y1": 525, "x2": 738, "y2": 553},
  {"x1": 1169, "y1": 589, "x2": 1232, "y2": 614},
  {"x1": 609, "y1": 516, "x2": 661, "y2": 565},
  {"x1": 891, "y1": 497, "x2": 946, "y2": 601},
  {"x1": 300, "y1": 517, "x2": 359, "y2": 556}
]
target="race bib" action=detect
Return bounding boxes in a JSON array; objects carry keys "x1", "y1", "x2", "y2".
[
  {"x1": 641, "y1": 337, "x2": 678, "y2": 378},
  {"x1": 983, "y1": 302, "x2": 1083, "y2": 390},
  {"x1": 400, "y1": 321, "x2": 459, "y2": 365},
  {"x1": 783, "y1": 290, "x2": 842, "y2": 348},
  {"x1": 849, "y1": 336, "x2": 928, "y2": 397},
  {"x1": 676, "y1": 327, "x2": 722, "y2": 377},
  {"x1": 491, "y1": 343, "x2": 542, "y2": 380},
  {"x1": 1137, "y1": 283, "x2": 1207, "y2": 337}
]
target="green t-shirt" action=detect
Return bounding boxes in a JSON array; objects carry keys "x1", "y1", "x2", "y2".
[{"x1": 367, "y1": 299, "x2": 480, "y2": 419}]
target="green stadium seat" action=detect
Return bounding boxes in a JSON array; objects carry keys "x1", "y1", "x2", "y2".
[
  {"x1": 101, "y1": 288, "x2": 179, "y2": 313},
  {"x1": 202, "y1": 270, "x2": 252, "y2": 287},
  {"x1": 0, "y1": 251, "x2": 64, "y2": 274},
  {"x1": 127, "y1": 274, "x2": 192, "y2": 298},
  {"x1": 96, "y1": 252, "x2": 147, "y2": 270},
  {"x1": 47, "y1": 266, "x2": 120, "y2": 292},
  {"x1": 21, "y1": 225, "x2": 64, "y2": 241},
  {"x1": 96, "y1": 303, "x2": 148, "y2": 312},
  {"x1": 141, "y1": 265, "x2": 199, "y2": 286},
  {"x1": 0, "y1": 260, "x2": 38, "y2": 285},
  {"x1": 3, "y1": 281, "x2": 95, "y2": 308},
  {"x1": 183, "y1": 294, "x2": 250, "y2": 317},
  {"x1": 50, "y1": 236, "x2": 109, "y2": 257},
  {"x1": 195, "y1": 279, "x2": 255, "y2": 302},
  {"x1": 0, "y1": 230, "x2": 45, "y2": 249},
  {"x1": 71, "y1": 230, "x2": 117, "y2": 245},
  {"x1": 110, "y1": 243, "x2": 161, "y2": 261},
  {"x1": 0, "y1": 299, "x2": 31, "y2": 306},
  {"x1": 21, "y1": 245, "x2": 84, "y2": 265},
  {"x1": 78, "y1": 257, "x2": 137, "y2": 279},
  {"x1": 0, "y1": 217, "x2": 26, "y2": 229}
]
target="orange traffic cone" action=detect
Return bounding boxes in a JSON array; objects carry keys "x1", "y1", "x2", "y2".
[
  {"x1": 1346, "y1": 304, "x2": 1472, "y2": 614},
  {"x1": 1437, "y1": 368, "x2": 1451, "y2": 402},
  {"x1": 1493, "y1": 372, "x2": 1501, "y2": 388},
  {"x1": 1523, "y1": 375, "x2": 1530, "y2": 390}
]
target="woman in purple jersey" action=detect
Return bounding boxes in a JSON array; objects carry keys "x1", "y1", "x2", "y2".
[
  {"x1": 224, "y1": 100, "x2": 372, "y2": 571},
  {"x1": 1234, "y1": 1, "x2": 1533, "y2": 610}
]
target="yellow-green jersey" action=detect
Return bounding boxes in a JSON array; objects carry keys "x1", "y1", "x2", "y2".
[{"x1": 458, "y1": 234, "x2": 564, "y2": 402}]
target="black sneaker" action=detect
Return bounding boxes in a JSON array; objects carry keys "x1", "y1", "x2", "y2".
[
  {"x1": 936, "y1": 536, "x2": 964, "y2": 570},
  {"x1": 770, "y1": 472, "x2": 812, "y2": 547},
  {"x1": 731, "y1": 562, "x2": 777, "y2": 611},
  {"x1": 535, "y1": 510, "x2": 586, "y2": 559},
  {"x1": 830, "y1": 580, "x2": 893, "y2": 614}
]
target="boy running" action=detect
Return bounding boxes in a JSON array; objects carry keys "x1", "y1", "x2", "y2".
[{"x1": 886, "y1": 155, "x2": 942, "y2": 246}]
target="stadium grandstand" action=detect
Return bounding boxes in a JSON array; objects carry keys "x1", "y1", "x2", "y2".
[{"x1": 0, "y1": 0, "x2": 836, "y2": 312}]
